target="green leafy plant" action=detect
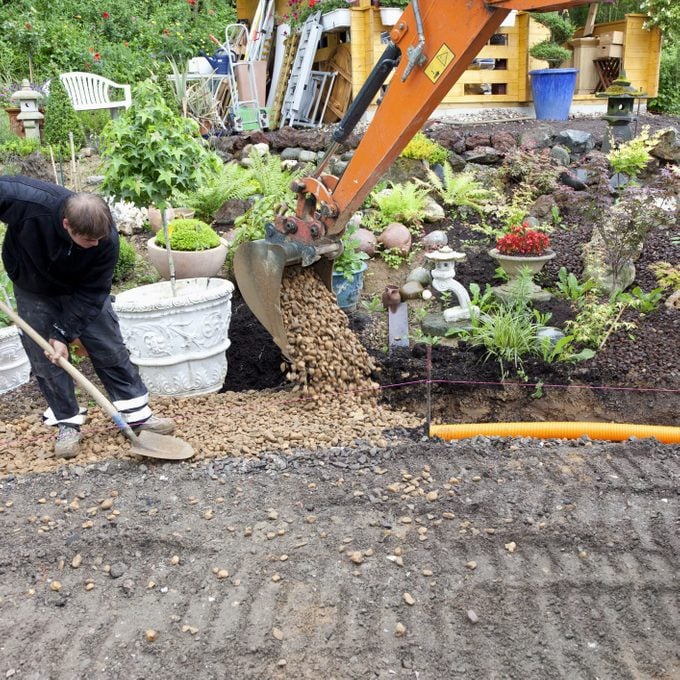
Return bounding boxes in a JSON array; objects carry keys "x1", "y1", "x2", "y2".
[
  {"x1": 607, "y1": 127, "x2": 659, "y2": 179},
  {"x1": 401, "y1": 131, "x2": 449, "y2": 165},
  {"x1": 155, "y1": 218, "x2": 220, "y2": 251},
  {"x1": 112, "y1": 236, "x2": 137, "y2": 283},
  {"x1": 372, "y1": 182, "x2": 429, "y2": 232},
  {"x1": 554, "y1": 267, "x2": 598, "y2": 302},
  {"x1": 43, "y1": 77, "x2": 85, "y2": 158},
  {"x1": 248, "y1": 148, "x2": 311, "y2": 200},
  {"x1": 100, "y1": 78, "x2": 220, "y2": 210},
  {"x1": 333, "y1": 223, "x2": 369, "y2": 281},
  {"x1": 650, "y1": 261, "x2": 680, "y2": 291},
  {"x1": 616, "y1": 286, "x2": 663, "y2": 313},
  {"x1": 529, "y1": 12, "x2": 575, "y2": 68},
  {"x1": 380, "y1": 247, "x2": 409, "y2": 269},
  {"x1": 421, "y1": 164, "x2": 499, "y2": 219},
  {"x1": 0, "y1": 136, "x2": 40, "y2": 160},
  {"x1": 565, "y1": 295, "x2": 634, "y2": 350},
  {"x1": 361, "y1": 295, "x2": 385, "y2": 313}
]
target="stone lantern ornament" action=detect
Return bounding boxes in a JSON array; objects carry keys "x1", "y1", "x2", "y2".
[
  {"x1": 11, "y1": 79, "x2": 43, "y2": 141},
  {"x1": 423, "y1": 246, "x2": 478, "y2": 324},
  {"x1": 596, "y1": 74, "x2": 648, "y2": 151}
]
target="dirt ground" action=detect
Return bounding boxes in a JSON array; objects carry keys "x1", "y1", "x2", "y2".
[{"x1": 1, "y1": 111, "x2": 679, "y2": 678}]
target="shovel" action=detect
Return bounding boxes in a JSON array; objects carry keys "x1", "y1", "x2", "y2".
[{"x1": 0, "y1": 299, "x2": 194, "y2": 460}]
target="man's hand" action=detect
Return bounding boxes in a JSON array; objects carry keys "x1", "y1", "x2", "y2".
[{"x1": 46, "y1": 339, "x2": 69, "y2": 365}]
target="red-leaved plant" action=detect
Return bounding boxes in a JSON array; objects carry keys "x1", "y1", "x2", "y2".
[{"x1": 496, "y1": 222, "x2": 550, "y2": 257}]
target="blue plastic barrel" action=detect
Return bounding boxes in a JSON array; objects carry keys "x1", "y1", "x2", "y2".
[{"x1": 529, "y1": 68, "x2": 578, "y2": 120}]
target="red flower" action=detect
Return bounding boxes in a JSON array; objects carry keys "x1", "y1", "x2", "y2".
[
  {"x1": 496, "y1": 223, "x2": 550, "y2": 257},
  {"x1": 93, "y1": 53, "x2": 101, "y2": 61},
  {"x1": 102, "y1": 11, "x2": 109, "y2": 19},
  {"x1": 24, "y1": 22, "x2": 32, "y2": 30},
  {"x1": 187, "y1": 0, "x2": 196, "y2": 5}
]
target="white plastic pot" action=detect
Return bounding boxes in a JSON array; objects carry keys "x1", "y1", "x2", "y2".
[{"x1": 113, "y1": 277, "x2": 234, "y2": 397}]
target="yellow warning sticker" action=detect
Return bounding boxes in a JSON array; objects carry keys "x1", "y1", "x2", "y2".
[{"x1": 424, "y1": 44, "x2": 455, "y2": 83}]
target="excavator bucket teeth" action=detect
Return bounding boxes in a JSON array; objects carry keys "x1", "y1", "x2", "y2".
[{"x1": 234, "y1": 240, "x2": 293, "y2": 359}]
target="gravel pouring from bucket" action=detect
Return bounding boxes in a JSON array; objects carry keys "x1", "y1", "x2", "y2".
[{"x1": 0, "y1": 299, "x2": 194, "y2": 461}]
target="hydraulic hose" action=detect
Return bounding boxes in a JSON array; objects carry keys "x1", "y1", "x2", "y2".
[{"x1": 429, "y1": 421, "x2": 680, "y2": 444}]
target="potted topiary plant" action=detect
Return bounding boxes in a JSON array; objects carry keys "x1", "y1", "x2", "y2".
[
  {"x1": 147, "y1": 218, "x2": 228, "y2": 280},
  {"x1": 528, "y1": 11, "x2": 578, "y2": 121},
  {"x1": 101, "y1": 78, "x2": 235, "y2": 397}
]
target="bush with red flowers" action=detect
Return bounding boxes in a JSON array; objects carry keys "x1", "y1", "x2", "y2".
[{"x1": 495, "y1": 222, "x2": 550, "y2": 256}]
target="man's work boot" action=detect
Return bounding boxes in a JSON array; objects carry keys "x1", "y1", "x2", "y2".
[
  {"x1": 131, "y1": 414, "x2": 176, "y2": 436},
  {"x1": 54, "y1": 425, "x2": 82, "y2": 459}
]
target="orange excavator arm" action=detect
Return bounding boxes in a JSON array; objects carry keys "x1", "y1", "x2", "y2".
[{"x1": 234, "y1": 0, "x2": 592, "y2": 357}]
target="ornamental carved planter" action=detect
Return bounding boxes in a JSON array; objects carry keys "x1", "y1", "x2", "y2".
[
  {"x1": 0, "y1": 325, "x2": 31, "y2": 395},
  {"x1": 113, "y1": 277, "x2": 234, "y2": 397},
  {"x1": 147, "y1": 237, "x2": 228, "y2": 280},
  {"x1": 489, "y1": 248, "x2": 556, "y2": 302}
]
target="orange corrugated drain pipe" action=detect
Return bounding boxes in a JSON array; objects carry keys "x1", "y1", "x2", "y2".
[{"x1": 429, "y1": 422, "x2": 680, "y2": 444}]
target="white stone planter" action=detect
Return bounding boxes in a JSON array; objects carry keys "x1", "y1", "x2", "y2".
[
  {"x1": 113, "y1": 277, "x2": 234, "y2": 397},
  {"x1": 380, "y1": 7, "x2": 402, "y2": 25},
  {"x1": 0, "y1": 325, "x2": 31, "y2": 395},
  {"x1": 147, "y1": 237, "x2": 228, "y2": 280}
]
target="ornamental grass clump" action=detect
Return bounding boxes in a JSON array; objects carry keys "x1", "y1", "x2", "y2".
[{"x1": 496, "y1": 222, "x2": 550, "y2": 257}]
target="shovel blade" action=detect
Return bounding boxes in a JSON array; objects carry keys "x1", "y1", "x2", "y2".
[{"x1": 130, "y1": 431, "x2": 195, "y2": 460}]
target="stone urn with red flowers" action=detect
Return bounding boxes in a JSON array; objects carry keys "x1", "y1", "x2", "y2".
[{"x1": 489, "y1": 221, "x2": 555, "y2": 301}]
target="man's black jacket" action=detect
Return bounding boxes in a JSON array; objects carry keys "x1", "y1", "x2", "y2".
[{"x1": 0, "y1": 175, "x2": 119, "y2": 343}]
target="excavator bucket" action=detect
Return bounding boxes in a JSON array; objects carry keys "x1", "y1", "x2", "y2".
[{"x1": 233, "y1": 232, "x2": 335, "y2": 360}]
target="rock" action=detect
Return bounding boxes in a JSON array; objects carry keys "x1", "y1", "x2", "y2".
[
  {"x1": 298, "y1": 149, "x2": 317, "y2": 163},
  {"x1": 382, "y1": 157, "x2": 430, "y2": 185},
  {"x1": 467, "y1": 609, "x2": 479, "y2": 624},
  {"x1": 109, "y1": 562, "x2": 127, "y2": 579},
  {"x1": 462, "y1": 146, "x2": 503, "y2": 165},
  {"x1": 279, "y1": 147, "x2": 302, "y2": 162},
  {"x1": 421, "y1": 230, "x2": 448, "y2": 250},
  {"x1": 379, "y1": 223, "x2": 412, "y2": 255},
  {"x1": 422, "y1": 196, "x2": 446, "y2": 222},
  {"x1": 650, "y1": 128, "x2": 680, "y2": 161},
  {"x1": 420, "y1": 312, "x2": 449, "y2": 337},
  {"x1": 490, "y1": 131, "x2": 517, "y2": 153},
  {"x1": 355, "y1": 228, "x2": 377, "y2": 256},
  {"x1": 145, "y1": 629, "x2": 157, "y2": 642},
  {"x1": 447, "y1": 152, "x2": 467, "y2": 172},
  {"x1": 529, "y1": 194, "x2": 557, "y2": 221},
  {"x1": 550, "y1": 144, "x2": 571, "y2": 166},
  {"x1": 465, "y1": 132, "x2": 491, "y2": 149},
  {"x1": 434, "y1": 128, "x2": 466, "y2": 154},
  {"x1": 400, "y1": 280, "x2": 424, "y2": 300},
  {"x1": 406, "y1": 266, "x2": 431, "y2": 286},
  {"x1": 394, "y1": 622, "x2": 407, "y2": 637},
  {"x1": 554, "y1": 129, "x2": 595, "y2": 157},
  {"x1": 403, "y1": 592, "x2": 416, "y2": 605},
  {"x1": 559, "y1": 169, "x2": 588, "y2": 191}
]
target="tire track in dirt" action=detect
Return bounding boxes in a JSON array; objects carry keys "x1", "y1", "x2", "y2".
[{"x1": 0, "y1": 439, "x2": 678, "y2": 679}]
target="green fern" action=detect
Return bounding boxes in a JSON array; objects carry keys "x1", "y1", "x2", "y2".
[
  {"x1": 247, "y1": 149, "x2": 311, "y2": 200},
  {"x1": 423, "y1": 164, "x2": 499, "y2": 217},
  {"x1": 373, "y1": 181, "x2": 429, "y2": 232},
  {"x1": 179, "y1": 162, "x2": 258, "y2": 222}
]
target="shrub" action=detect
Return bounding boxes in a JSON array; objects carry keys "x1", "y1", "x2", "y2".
[
  {"x1": 401, "y1": 131, "x2": 449, "y2": 165},
  {"x1": 529, "y1": 12, "x2": 575, "y2": 68},
  {"x1": 43, "y1": 78, "x2": 86, "y2": 158},
  {"x1": 154, "y1": 218, "x2": 220, "y2": 251},
  {"x1": 100, "y1": 78, "x2": 220, "y2": 210},
  {"x1": 113, "y1": 235, "x2": 137, "y2": 282},
  {"x1": 649, "y1": 41, "x2": 680, "y2": 115}
]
